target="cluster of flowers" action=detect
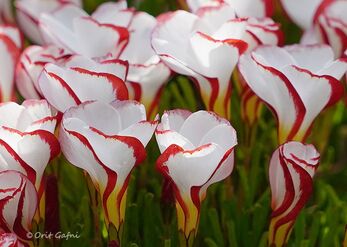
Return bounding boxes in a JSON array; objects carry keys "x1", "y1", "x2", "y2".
[{"x1": 0, "y1": 0, "x2": 346, "y2": 246}]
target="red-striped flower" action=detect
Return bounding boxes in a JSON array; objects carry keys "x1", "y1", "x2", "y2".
[
  {"x1": 0, "y1": 25, "x2": 23, "y2": 102},
  {"x1": 239, "y1": 44, "x2": 347, "y2": 143},
  {"x1": 314, "y1": 0, "x2": 347, "y2": 57},
  {"x1": 152, "y1": 5, "x2": 248, "y2": 119},
  {"x1": 0, "y1": 170, "x2": 38, "y2": 245},
  {"x1": 269, "y1": 141, "x2": 320, "y2": 247},
  {"x1": 16, "y1": 45, "x2": 72, "y2": 100},
  {"x1": 287, "y1": 0, "x2": 347, "y2": 58},
  {"x1": 38, "y1": 55, "x2": 129, "y2": 113},
  {"x1": 15, "y1": 0, "x2": 81, "y2": 45},
  {"x1": 0, "y1": 233, "x2": 25, "y2": 247},
  {"x1": 39, "y1": 4, "x2": 129, "y2": 59},
  {"x1": 59, "y1": 100, "x2": 157, "y2": 243},
  {"x1": 156, "y1": 110, "x2": 237, "y2": 245},
  {"x1": 185, "y1": 0, "x2": 273, "y2": 17},
  {"x1": 0, "y1": 100, "x2": 60, "y2": 206},
  {"x1": 0, "y1": 0, "x2": 13, "y2": 24},
  {"x1": 93, "y1": 1, "x2": 171, "y2": 119},
  {"x1": 237, "y1": 17, "x2": 283, "y2": 126}
]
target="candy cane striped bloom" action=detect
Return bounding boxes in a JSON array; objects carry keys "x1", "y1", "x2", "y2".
[
  {"x1": 239, "y1": 44, "x2": 347, "y2": 143},
  {"x1": 295, "y1": 0, "x2": 347, "y2": 58},
  {"x1": 237, "y1": 17, "x2": 283, "y2": 126},
  {"x1": 16, "y1": 45, "x2": 72, "y2": 100},
  {"x1": 93, "y1": 1, "x2": 171, "y2": 119},
  {"x1": 152, "y1": 5, "x2": 248, "y2": 119},
  {"x1": 0, "y1": 100, "x2": 60, "y2": 202},
  {"x1": 39, "y1": 4, "x2": 129, "y2": 59},
  {"x1": 314, "y1": 0, "x2": 347, "y2": 57},
  {"x1": 119, "y1": 12, "x2": 170, "y2": 119},
  {"x1": 0, "y1": 25, "x2": 22, "y2": 102},
  {"x1": 38, "y1": 55, "x2": 129, "y2": 113},
  {"x1": 0, "y1": 170, "x2": 38, "y2": 244},
  {"x1": 269, "y1": 141, "x2": 320, "y2": 247},
  {"x1": 59, "y1": 100, "x2": 157, "y2": 242},
  {"x1": 156, "y1": 110, "x2": 237, "y2": 244},
  {"x1": 15, "y1": 0, "x2": 81, "y2": 45}
]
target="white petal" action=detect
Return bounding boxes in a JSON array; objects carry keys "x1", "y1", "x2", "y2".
[
  {"x1": 280, "y1": 0, "x2": 322, "y2": 29},
  {"x1": 0, "y1": 102, "x2": 31, "y2": 131},
  {"x1": 300, "y1": 27, "x2": 320, "y2": 45},
  {"x1": 225, "y1": 0, "x2": 271, "y2": 17},
  {"x1": 59, "y1": 119, "x2": 108, "y2": 187},
  {"x1": 92, "y1": 2, "x2": 133, "y2": 27},
  {"x1": 155, "y1": 127, "x2": 195, "y2": 153},
  {"x1": 251, "y1": 46, "x2": 296, "y2": 70},
  {"x1": 73, "y1": 17, "x2": 128, "y2": 58},
  {"x1": 199, "y1": 123, "x2": 237, "y2": 152},
  {"x1": 119, "y1": 12, "x2": 157, "y2": 64},
  {"x1": 119, "y1": 121, "x2": 157, "y2": 147},
  {"x1": 39, "y1": 66, "x2": 81, "y2": 113},
  {"x1": 161, "y1": 109, "x2": 192, "y2": 132},
  {"x1": 65, "y1": 55, "x2": 128, "y2": 81},
  {"x1": 152, "y1": 11, "x2": 200, "y2": 73},
  {"x1": 196, "y1": 4, "x2": 236, "y2": 32},
  {"x1": 269, "y1": 148, "x2": 286, "y2": 210},
  {"x1": 110, "y1": 100, "x2": 146, "y2": 130},
  {"x1": 160, "y1": 143, "x2": 225, "y2": 194},
  {"x1": 82, "y1": 128, "x2": 143, "y2": 186},
  {"x1": 282, "y1": 65, "x2": 340, "y2": 134},
  {"x1": 189, "y1": 32, "x2": 242, "y2": 81},
  {"x1": 22, "y1": 99, "x2": 57, "y2": 133},
  {"x1": 200, "y1": 148, "x2": 235, "y2": 199},
  {"x1": 0, "y1": 33, "x2": 19, "y2": 102},
  {"x1": 39, "y1": 4, "x2": 87, "y2": 49},
  {"x1": 179, "y1": 110, "x2": 229, "y2": 146},
  {"x1": 40, "y1": 60, "x2": 128, "y2": 113},
  {"x1": 64, "y1": 101, "x2": 122, "y2": 135},
  {"x1": 282, "y1": 141, "x2": 319, "y2": 177},
  {"x1": 0, "y1": 170, "x2": 37, "y2": 239},
  {"x1": 238, "y1": 53, "x2": 304, "y2": 139},
  {"x1": 284, "y1": 44, "x2": 335, "y2": 72}
]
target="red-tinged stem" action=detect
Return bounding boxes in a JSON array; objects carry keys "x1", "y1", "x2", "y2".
[
  {"x1": 108, "y1": 223, "x2": 123, "y2": 247},
  {"x1": 178, "y1": 230, "x2": 195, "y2": 247},
  {"x1": 85, "y1": 173, "x2": 102, "y2": 247}
]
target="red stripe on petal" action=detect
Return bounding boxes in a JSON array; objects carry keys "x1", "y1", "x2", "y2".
[
  {"x1": 197, "y1": 32, "x2": 248, "y2": 55},
  {"x1": 313, "y1": 0, "x2": 335, "y2": 23},
  {"x1": 127, "y1": 82, "x2": 142, "y2": 102},
  {"x1": 2, "y1": 127, "x2": 61, "y2": 161},
  {"x1": 251, "y1": 56, "x2": 306, "y2": 141},
  {"x1": 291, "y1": 65, "x2": 344, "y2": 107},
  {"x1": 71, "y1": 67, "x2": 129, "y2": 100},
  {"x1": 46, "y1": 72, "x2": 82, "y2": 105},
  {"x1": 0, "y1": 33, "x2": 20, "y2": 101},
  {"x1": 272, "y1": 160, "x2": 314, "y2": 236},
  {"x1": 0, "y1": 139, "x2": 36, "y2": 184}
]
